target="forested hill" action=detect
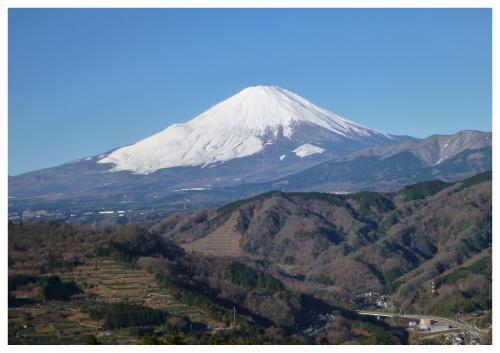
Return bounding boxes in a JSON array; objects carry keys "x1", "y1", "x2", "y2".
[{"x1": 152, "y1": 171, "x2": 492, "y2": 316}]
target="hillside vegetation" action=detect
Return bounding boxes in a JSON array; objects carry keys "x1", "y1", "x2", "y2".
[
  {"x1": 152, "y1": 172, "x2": 492, "y2": 316},
  {"x1": 9, "y1": 221, "x2": 399, "y2": 344},
  {"x1": 9, "y1": 172, "x2": 491, "y2": 344}
]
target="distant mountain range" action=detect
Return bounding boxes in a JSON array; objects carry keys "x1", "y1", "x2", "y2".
[
  {"x1": 268, "y1": 130, "x2": 491, "y2": 193},
  {"x1": 8, "y1": 86, "x2": 491, "y2": 215}
]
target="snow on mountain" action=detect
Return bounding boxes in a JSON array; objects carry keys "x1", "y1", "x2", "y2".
[
  {"x1": 293, "y1": 143, "x2": 325, "y2": 158},
  {"x1": 98, "y1": 85, "x2": 397, "y2": 174}
]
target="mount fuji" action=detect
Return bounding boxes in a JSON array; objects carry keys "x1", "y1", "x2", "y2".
[
  {"x1": 9, "y1": 86, "x2": 490, "y2": 219},
  {"x1": 97, "y1": 86, "x2": 408, "y2": 174}
]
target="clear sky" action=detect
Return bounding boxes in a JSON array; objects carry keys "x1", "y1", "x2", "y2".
[{"x1": 9, "y1": 8, "x2": 491, "y2": 176}]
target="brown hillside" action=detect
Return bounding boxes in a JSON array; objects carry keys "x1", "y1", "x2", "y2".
[{"x1": 154, "y1": 173, "x2": 491, "y2": 315}]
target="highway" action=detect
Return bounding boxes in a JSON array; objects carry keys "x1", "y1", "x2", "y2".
[{"x1": 355, "y1": 310, "x2": 488, "y2": 338}]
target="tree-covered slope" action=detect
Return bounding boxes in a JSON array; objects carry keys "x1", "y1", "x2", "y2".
[{"x1": 155, "y1": 172, "x2": 491, "y2": 315}]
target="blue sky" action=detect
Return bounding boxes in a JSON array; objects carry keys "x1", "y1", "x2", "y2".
[{"x1": 9, "y1": 8, "x2": 491, "y2": 175}]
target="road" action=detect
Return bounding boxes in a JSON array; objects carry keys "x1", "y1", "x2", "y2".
[{"x1": 355, "y1": 310, "x2": 487, "y2": 338}]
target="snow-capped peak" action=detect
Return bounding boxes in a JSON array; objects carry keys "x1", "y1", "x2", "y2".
[
  {"x1": 98, "y1": 85, "x2": 395, "y2": 174},
  {"x1": 190, "y1": 85, "x2": 389, "y2": 139}
]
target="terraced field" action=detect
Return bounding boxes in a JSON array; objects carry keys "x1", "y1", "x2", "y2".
[
  {"x1": 9, "y1": 257, "x2": 211, "y2": 344},
  {"x1": 56, "y1": 257, "x2": 206, "y2": 320},
  {"x1": 184, "y1": 213, "x2": 242, "y2": 257},
  {"x1": 9, "y1": 305, "x2": 102, "y2": 344}
]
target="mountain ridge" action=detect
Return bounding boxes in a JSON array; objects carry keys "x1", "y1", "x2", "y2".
[
  {"x1": 151, "y1": 172, "x2": 491, "y2": 317},
  {"x1": 269, "y1": 130, "x2": 491, "y2": 193}
]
